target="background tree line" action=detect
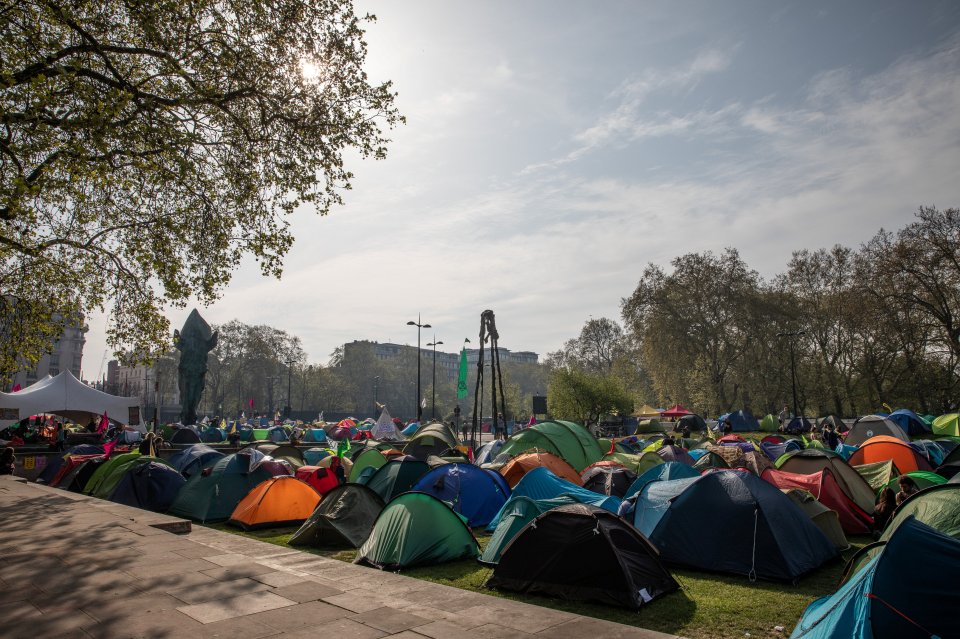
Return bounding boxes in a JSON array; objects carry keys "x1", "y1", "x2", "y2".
[{"x1": 559, "y1": 206, "x2": 959, "y2": 420}]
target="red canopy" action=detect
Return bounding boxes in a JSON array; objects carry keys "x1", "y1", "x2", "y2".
[{"x1": 660, "y1": 404, "x2": 693, "y2": 419}]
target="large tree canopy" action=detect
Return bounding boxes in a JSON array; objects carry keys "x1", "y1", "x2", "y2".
[{"x1": 0, "y1": 0, "x2": 402, "y2": 378}]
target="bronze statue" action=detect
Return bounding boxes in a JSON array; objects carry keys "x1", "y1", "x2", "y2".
[{"x1": 174, "y1": 309, "x2": 218, "y2": 425}]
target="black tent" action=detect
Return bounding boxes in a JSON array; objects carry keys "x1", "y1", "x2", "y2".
[
  {"x1": 676, "y1": 413, "x2": 707, "y2": 433},
  {"x1": 487, "y1": 503, "x2": 678, "y2": 609},
  {"x1": 581, "y1": 465, "x2": 637, "y2": 498},
  {"x1": 61, "y1": 457, "x2": 107, "y2": 493},
  {"x1": 289, "y1": 484, "x2": 385, "y2": 548},
  {"x1": 170, "y1": 428, "x2": 201, "y2": 444}
]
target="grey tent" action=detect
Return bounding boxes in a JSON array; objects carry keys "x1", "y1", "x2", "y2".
[{"x1": 289, "y1": 484, "x2": 385, "y2": 548}]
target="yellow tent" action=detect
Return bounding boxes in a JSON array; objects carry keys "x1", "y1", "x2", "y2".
[{"x1": 633, "y1": 404, "x2": 661, "y2": 419}]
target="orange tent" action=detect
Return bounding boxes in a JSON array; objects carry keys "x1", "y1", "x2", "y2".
[
  {"x1": 847, "y1": 435, "x2": 933, "y2": 474},
  {"x1": 228, "y1": 476, "x2": 321, "y2": 530},
  {"x1": 498, "y1": 451, "x2": 583, "y2": 487}
]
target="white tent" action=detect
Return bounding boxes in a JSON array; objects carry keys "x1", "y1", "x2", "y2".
[
  {"x1": 0, "y1": 370, "x2": 143, "y2": 431},
  {"x1": 371, "y1": 407, "x2": 405, "y2": 441}
]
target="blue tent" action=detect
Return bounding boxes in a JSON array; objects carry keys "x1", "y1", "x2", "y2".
[
  {"x1": 487, "y1": 467, "x2": 620, "y2": 530},
  {"x1": 401, "y1": 422, "x2": 420, "y2": 437},
  {"x1": 474, "y1": 439, "x2": 505, "y2": 466},
  {"x1": 303, "y1": 447, "x2": 334, "y2": 465},
  {"x1": 169, "y1": 444, "x2": 224, "y2": 478},
  {"x1": 911, "y1": 439, "x2": 944, "y2": 467},
  {"x1": 623, "y1": 461, "x2": 699, "y2": 501},
  {"x1": 303, "y1": 428, "x2": 328, "y2": 444},
  {"x1": 717, "y1": 409, "x2": 761, "y2": 432},
  {"x1": 649, "y1": 471, "x2": 837, "y2": 580},
  {"x1": 791, "y1": 516, "x2": 960, "y2": 639},
  {"x1": 200, "y1": 427, "x2": 226, "y2": 443},
  {"x1": 267, "y1": 426, "x2": 288, "y2": 442},
  {"x1": 108, "y1": 461, "x2": 186, "y2": 512},
  {"x1": 835, "y1": 443, "x2": 857, "y2": 460},
  {"x1": 410, "y1": 463, "x2": 510, "y2": 527},
  {"x1": 887, "y1": 408, "x2": 931, "y2": 436},
  {"x1": 761, "y1": 439, "x2": 803, "y2": 462},
  {"x1": 631, "y1": 476, "x2": 701, "y2": 536}
]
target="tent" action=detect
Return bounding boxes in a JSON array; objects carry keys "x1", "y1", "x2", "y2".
[
  {"x1": 761, "y1": 439, "x2": 802, "y2": 462},
  {"x1": 790, "y1": 516, "x2": 960, "y2": 639},
  {"x1": 495, "y1": 420, "x2": 603, "y2": 472},
  {"x1": 883, "y1": 470, "x2": 946, "y2": 495},
  {"x1": 776, "y1": 449, "x2": 876, "y2": 514},
  {"x1": 759, "y1": 414, "x2": 779, "y2": 432},
  {"x1": 480, "y1": 496, "x2": 549, "y2": 565},
  {"x1": 580, "y1": 463, "x2": 637, "y2": 498},
  {"x1": 660, "y1": 404, "x2": 691, "y2": 420},
  {"x1": 168, "y1": 452, "x2": 281, "y2": 522},
  {"x1": 656, "y1": 445, "x2": 695, "y2": 466},
  {"x1": 364, "y1": 457, "x2": 430, "y2": 502},
  {"x1": 37, "y1": 444, "x2": 103, "y2": 484},
  {"x1": 648, "y1": 471, "x2": 838, "y2": 580},
  {"x1": 289, "y1": 484, "x2": 385, "y2": 548},
  {"x1": 497, "y1": 451, "x2": 582, "y2": 487},
  {"x1": 170, "y1": 427, "x2": 201, "y2": 444},
  {"x1": 673, "y1": 413, "x2": 706, "y2": 434},
  {"x1": 718, "y1": 409, "x2": 761, "y2": 432},
  {"x1": 228, "y1": 476, "x2": 321, "y2": 530},
  {"x1": 403, "y1": 422, "x2": 460, "y2": 460},
  {"x1": 60, "y1": 456, "x2": 107, "y2": 492},
  {"x1": 302, "y1": 428, "x2": 328, "y2": 444},
  {"x1": 782, "y1": 488, "x2": 849, "y2": 551},
  {"x1": 83, "y1": 452, "x2": 142, "y2": 495},
  {"x1": 487, "y1": 504, "x2": 678, "y2": 609},
  {"x1": 474, "y1": 439, "x2": 505, "y2": 466},
  {"x1": 703, "y1": 442, "x2": 772, "y2": 475},
  {"x1": 410, "y1": 463, "x2": 510, "y2": 528},
  {"x1": 623, "y1": 461, "x2": 700, "y2": 501},
  {"x1": 844, "y1": 415, "x2": 909, "y2": 446},
  {"x1": 933, "y1": 413, "x2": 959, "y2": 437},
  {"x1": 847, "y1": 435, "x2": 933, "y2": 474},
  {"x1": 0, "y1": 370, "x2": 142, "y2": 430},
  {"x1": 486, "y1": 467, "x2": 621, "y2": 531},
  {"x1": 401, "y1": 422, "x2": 420, "y2": 437},
  {"x1": 853, "y1": 460, "x2": 899, "y2": 494},
  {"x1": 601, "y1": 451, "x2": 664, "y2": 476},
  {"x1": 295, "y1": 465, "x2": 342, "y2": 497},
  {"x1": 880, "y1": 483, "x2": 960, "y2": 541},
  {"x1": 886, "y1": 408, "x2": 931, "y2": 436},
  {"x1": 108, "y1": 461, "x2": 186, "y2": 512},
  {"x1": 633, "y1": 404, "x2": 661, "y2": 419},
  {"x1": 634, "y1": 418, "x2": 664, "y2": 434},
  {"x1": 303, "y1": 447, "x2": 336, "y2": 466},
  {"x1": 912, "y1": 439, "x2": 945, "y2": 467},
  {"x1": 370, "y1": 408, "x2": 405, "y2": 442},
  {"x1": 168, "y1": 444, "x2": 224, "y2": 478},
  {"x1": 761, "y1": 468, "x2": 873, "y2": 534},
  {"x1": 349, "y1": 448, "x2": 390, "y2": 484},
  {"x1": 200, "y1": 427, "x2": 226, "y2": 443},
  {"x1": 819, "y1": 414, "x2": 849, "y2": 433},
  {"x1": 355, "y1": 492, "x2": 480, "y2": 570}
]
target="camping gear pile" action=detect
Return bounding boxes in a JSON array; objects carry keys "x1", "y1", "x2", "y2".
[{"x1": 34, "y1": 405, "x2": 960, "y2": 623}]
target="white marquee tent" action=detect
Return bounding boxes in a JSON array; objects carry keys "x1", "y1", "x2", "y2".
[{"x1": 0, "y1": 370, "x2": 143, "y2": 431}]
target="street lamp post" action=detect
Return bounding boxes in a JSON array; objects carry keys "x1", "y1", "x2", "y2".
[
  {"x1": 407, "y1": 315, "x2": 431, "y2": 422},
  {"x1": 373, "y1": 376, "x2": 380, "y2": 417},
  {"x1": 426, "y1": 338, "x2": 443, "y2": 419},
  {"x1": 285, "y1": 360, "x2": 294, "y2": 420},
  {"x1": 777, "y1": 330, "x2": 806, "y2": 424}
]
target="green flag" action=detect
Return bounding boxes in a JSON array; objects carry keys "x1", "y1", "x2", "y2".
[
  {"x1": 456, "y1": 346, "x2": 469, "y2": 399},
  {"x1": 337, "y1": 438, "x2": 350, "y2": 458}
]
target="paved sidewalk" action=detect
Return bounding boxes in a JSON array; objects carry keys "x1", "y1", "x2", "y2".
[{"x1": 0, "y1": 477, "x2": 683, "y2": 639}]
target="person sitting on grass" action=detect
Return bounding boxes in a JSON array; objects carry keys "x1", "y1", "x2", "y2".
[
  {"x1": 895, "y1": 476, "x2": 919, "y2": 506},
  {"x1": 873, "y1": 487, "x2": 897, "y2": 538}
]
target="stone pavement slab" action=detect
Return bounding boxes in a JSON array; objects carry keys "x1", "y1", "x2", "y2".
[{"x1": 0, "y1": 476, "x2": 685, "y2": 639}]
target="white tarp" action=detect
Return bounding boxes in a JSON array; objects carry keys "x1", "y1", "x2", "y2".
[{"x1": 0, "y1": 370, "x2": 143, "y2": 430}]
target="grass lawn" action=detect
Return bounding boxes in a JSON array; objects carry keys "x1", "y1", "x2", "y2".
[{"x1": 207, "y1": 522, "x2": 867, "y2": 639}]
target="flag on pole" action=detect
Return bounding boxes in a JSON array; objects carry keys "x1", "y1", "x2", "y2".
[
  {"x1": 336, "y1": 438, "x2": 349, "y2": 459},
  {"x1": 97, "y1": 411, "x2": 109, "y2": 434},
  {"x1": 421, "y1": 397, "x2": 427, "y2": 409},
  {"x1": 11, "y1": 383, "x2": 20, "y2": 392},
  {"x1": 456, "y1": 347, "x2": 469, "y2": 399}
]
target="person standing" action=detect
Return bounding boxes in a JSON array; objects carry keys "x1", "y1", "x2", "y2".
[
  {"x1": 496, "y1": 413, "x2": 506, "y2": 441},
  {"x1": 778, "y1": 405, "x2": 790, "y2": 432}
]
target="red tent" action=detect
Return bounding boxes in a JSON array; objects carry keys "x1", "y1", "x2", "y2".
[
  {"x1": 761, "y1": 467, "x2": 873, "y2": 534},
  {"x1": 660, "y1": 404, "x2": 692, "y2": 419},
  {"x1": 295, "y1": 465, "x2": 341, "y2": 497}
]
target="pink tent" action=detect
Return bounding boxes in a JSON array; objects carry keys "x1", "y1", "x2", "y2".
[{"x1": 660, "y1": 404, "x2": 692, "y2": 419}]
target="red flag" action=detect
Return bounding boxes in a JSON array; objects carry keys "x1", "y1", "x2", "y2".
[
  {"x1": 102, "y1": 436, "x2": 120, "y2": 459},
  {"x1": 467, "y1": 446, "x2": 475, "y2": 463},
  {"x1": 11, "y1": 383, "x2": 21, "y2": 392},
  {"x1": 249, "y1": 398, "x2": 254, "y2": 409},
  {"x1": 97, "y1": 411, "x2": 109, "y2": 434},
  {"x1": 607, "y1": 438, "x2": 616, "y2": 455}
]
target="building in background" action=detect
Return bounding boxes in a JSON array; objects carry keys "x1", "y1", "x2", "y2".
[
  {"x1": 106, "y1": 354, "x2": 180, "y2": 423},
  {"x1": 344, "y1": 340, "x2": 538, "y2": 380},
  {"x1": 7, "y1": 316, "x2": 87, "y2": 390}
]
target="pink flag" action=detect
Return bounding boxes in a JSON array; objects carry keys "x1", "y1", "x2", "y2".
[
  {"x1": 527, "y1": 415, "x2": 536, "y2": 426},
  {"x1": 11, "y1": 383, "x2": 21, "y2": 392},
  {"x1": 102, "y1": 436, "x2": 119, "y2": 459},
  {"x1": 97, "y1": 411, "x2": 109, "y2": 434}
]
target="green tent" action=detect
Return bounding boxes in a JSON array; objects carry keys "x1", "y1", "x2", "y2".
[
  {"x1": 349, "y1": 448, "x2": 389, "y2": 483},
  {"x1": 636, "y1": 418, "x2": 664, "y2": 434},
  {"x1": 853, "y1": 459, "x2": 899, "y2": 493},
  {"x1": 881, "y1": 484, "x2": 960, "y2": 541},
  {"x1": 403, "y1": 422, "x2": 460, "y2": 460},
  {"x1": 91, "y1": 455, "x2": 172, "y2": 499},
  {"x1": 760, "y1": 414, "x2": 779, "y2": 432},
  {"x1": 364, "y1": 458, "x2": 430, "y2": 502},
  {"x1": 355, "y1": 492, "x2": 479, "y2": 570},
  {"x1": 83, "y1": 452, "x2": 141, "y2": 496},
  {"x1": 168, "y1": 454, "x2": 275, "y2": 523},
  {"x1": 933, "y1": 414, "x2": 959, "y2": 437},
  {"x1": 497, "y1": 420, "x2": 602, "y2": 472},
  {"x1": 601, "y1": 451, "x2": 663, "y2": 475},
  {"x1": 479, "y1": 495, "x2": 545, "y2": 565}
]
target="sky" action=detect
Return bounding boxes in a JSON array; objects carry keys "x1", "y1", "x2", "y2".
[{"x1": 82, "y1": 0, "x2": 960, "y2": 379}]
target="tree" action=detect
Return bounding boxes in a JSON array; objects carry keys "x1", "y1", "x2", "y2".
[
  {"x1": 547, "y1": 367, "x2": 633, "y2": 426},
  {"x1": 546, "y1": 317, "x2": 625, "y2": 374},
  {"x1": 0, "y1": 0, "x2": 402, "y2": 379}
]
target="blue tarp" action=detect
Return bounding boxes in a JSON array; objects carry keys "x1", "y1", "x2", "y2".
[{"x1": 410, "y1": 463, "x2": 510, "y2": 528}]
